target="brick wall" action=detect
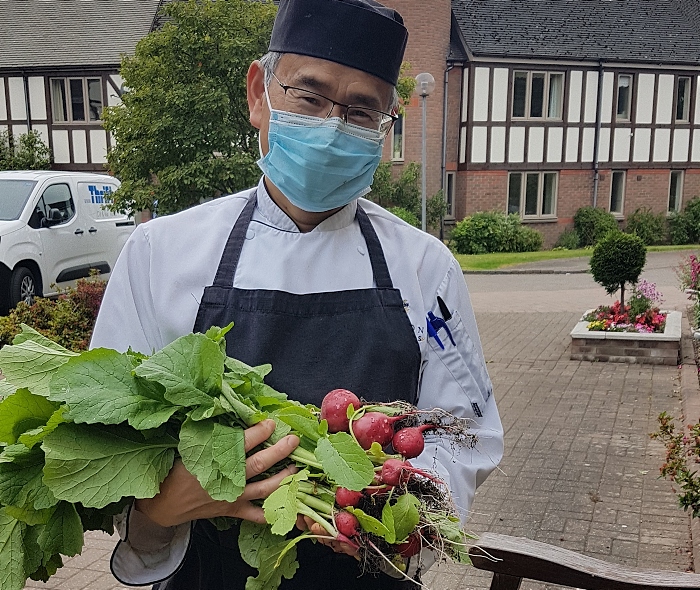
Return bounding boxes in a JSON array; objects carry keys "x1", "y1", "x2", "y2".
[{"x1": 381, "y1": 0, "x2": 451, "y2": 198}]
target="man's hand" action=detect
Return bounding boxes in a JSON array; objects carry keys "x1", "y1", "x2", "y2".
[
  {"x1": 296, "y1": 516, "x2": 359, "y2": 559},
  {"x1": 135, "y1": 419, "x2": 299, "y2": 527}
]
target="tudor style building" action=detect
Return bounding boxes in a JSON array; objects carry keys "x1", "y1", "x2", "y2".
[
  {"x1": 3, "y1": 0, "x2": 700, "y2": 245},
  {"x1": 386, "y1": 0, "x2": 700, "y2": 244},
  {"x1": 0, "y1": 1, "x2": 160, "y2": 172}
]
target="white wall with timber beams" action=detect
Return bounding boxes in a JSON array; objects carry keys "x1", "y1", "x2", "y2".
[
  {"x1": 460, "y1": 63, "x2": 700, "y2": 170},
  {"x1": 0, "y1": 71, "x2": 118, "y2": 170}
]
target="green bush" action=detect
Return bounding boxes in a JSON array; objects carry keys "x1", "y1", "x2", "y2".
[
  {"x1": 368, "y1": 162, "x2": 445, "y2": 230},
  {"x1": 553, "y1": 228, "x2": 580, "y2": 250},
  {"x1": 573, "y1": 206, "x2": 618, "y2": 246},
  {"x1": 669, "y1": 197, "x2": 700, "y2": 245},
  {"x1": 387, "y1": 206, "x2": 420, "y2": 228},
  {"x1": 589, "y1": 231, "x2": 646, "y2": 307},
  {"x1": 0, "y1": 129, "x2": 51, "y2": 170},
  {"x1": 450, "y1": 211, "x2": 543, "y2": 254},
  {"x1": 0, "y1": 275, "x2": 106, "y2": 351},
  {"x1": 625, "y1": 207, "x2": 667, "y2": 245}
]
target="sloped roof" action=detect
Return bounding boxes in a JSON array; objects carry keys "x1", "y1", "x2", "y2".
[
  {"x1": 452, "y1": 0, "x2": 700, "y2": 65},
  {"x1": 0, "y1": 0, "x2": 161, "y2": 69}
]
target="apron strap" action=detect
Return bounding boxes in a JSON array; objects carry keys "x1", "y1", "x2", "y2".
[
  {"x1": 211, "y1": 191, "x2": 258, "y2": 287},
  {"x1": 212, "y1": 191, "x2": 394, "y2": 289},
  {"x1": 355, "y1": 204, "x2": 394, "y2": 289}
]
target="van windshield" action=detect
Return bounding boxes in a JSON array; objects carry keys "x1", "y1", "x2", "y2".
[{"x1": 0, "y1": 180, "x2": 38, "y2": 220}]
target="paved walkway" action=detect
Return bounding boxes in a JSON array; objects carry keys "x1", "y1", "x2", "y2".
[{"x1": 24, "y1": 250, "x2": 698, "y2": 590}]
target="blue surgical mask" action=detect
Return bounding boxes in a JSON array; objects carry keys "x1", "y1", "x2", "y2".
[{"x1": 257, "y1": 86, "x2": 385, "y2": 213}]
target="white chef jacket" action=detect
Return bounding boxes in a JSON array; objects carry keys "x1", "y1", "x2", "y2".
[{"x1": 92, "y1": 177, "x2": 504, "y2": 586}]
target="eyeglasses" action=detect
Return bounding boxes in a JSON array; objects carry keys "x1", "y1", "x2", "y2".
[{"x1": 271, "y1": 73, "x2": 397, "y2": 135}]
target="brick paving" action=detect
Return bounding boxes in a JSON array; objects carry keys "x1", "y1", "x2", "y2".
[
  {"x1": 423, "y1": 311, "x2": 690, "y2": 590},
  {"x1": 24, "y1": 252, "x2": 697, "y2": 589}
]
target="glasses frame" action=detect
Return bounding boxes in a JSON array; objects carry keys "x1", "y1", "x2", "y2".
[{"x1": 270, "y1": 72, "x2": 397, "y2": 135}]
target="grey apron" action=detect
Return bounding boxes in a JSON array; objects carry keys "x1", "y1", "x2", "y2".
[{"x1": 162, "y1": 192, "x2": 421, "y2": 590}]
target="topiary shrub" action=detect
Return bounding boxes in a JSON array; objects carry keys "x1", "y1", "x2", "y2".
[
  {"x1": 553, "y1": 228, "x2": 580, "y2": 250},
  {"x1": 0, "y1": 275, "x2": 106, "y2": 351},
  {"x1": 387, "y1": 206, "x2": 420, "y2": 228},
  {"x1": 625, "y1": 207, "x2": 667, "y2": 245},
  {"x1": 574, "y1": 206, "x2": 618, "y2": 246},
  {"x1": 450, "y1": 211, "x2": 543, "y2": 254},
  {"x1": 668, "y1": 197, "x2": 700, "y2": 245},
  {"x1": 589, "y1": 231, "x2": 646, "y2": 307}
]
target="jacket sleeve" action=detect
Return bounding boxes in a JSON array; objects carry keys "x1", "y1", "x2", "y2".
[
  {"x1": 91, "y1": 225, "x2": 189, "y2": 584},
  {"x1": 410, "y1": 257, "x2": 504, "y2": 525},
  {"x1": 110, "y1": 503, "x2": 192, "y2": 586},
  {"x1": 90, "y1": 224, "x2": 164, "y2": 354}
]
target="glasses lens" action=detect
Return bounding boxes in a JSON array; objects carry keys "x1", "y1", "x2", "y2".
[{"x1": 285, "y1": 87, "x2": 332, "y2": 118}]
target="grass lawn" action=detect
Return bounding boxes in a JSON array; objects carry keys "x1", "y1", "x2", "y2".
[{"x1": 456, "y1": 244, "x2": 700, "y2": 271}]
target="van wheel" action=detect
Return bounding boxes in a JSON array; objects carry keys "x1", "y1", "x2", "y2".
[{"x1": 10, "y1": 267, "x2": 38, "y2": 308}]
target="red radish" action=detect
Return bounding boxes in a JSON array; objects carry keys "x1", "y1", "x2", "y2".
[
  {"x1": 335, "y1": 487, "x2": 363, "y2": 508},
  {"x1": 352, "y1": 412, "x2": 401, "y2": 449},
  {"x1": 380, "y1": 459, "x2": 443, "y2": 486},
  {"x1": 335, "y1": 510, "x2": 360, "y2": 538},
  {"x1": 397, "y1": 533, "x2": 422, "y2": 558},
  {"x1": 364, "y1": 484, "x2": 392, "y2": 496},
  {"x1": 321, "y1": 389, "x2": 361, "y2": 433},
  {"x1": 392, "y1": 425, "x2": 435, "y2": 459}
]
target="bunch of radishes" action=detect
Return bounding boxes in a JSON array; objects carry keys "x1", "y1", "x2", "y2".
[{"x1": 312, "y1": 388, "x2": 475, "y2": 575}]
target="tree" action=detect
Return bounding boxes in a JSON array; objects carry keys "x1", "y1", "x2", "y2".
[
  {"x1": 0, "y1": 130, "x2": 51, "y2": 170},
  {"x1": 103, "y1": 0, "x2": 277, "y2": 216},
  {"x1": 367, "y1": 162, "x2": 445, "y2": 231},
  {"x1": 589, "y1": 231, "x2": 646, "y2": 308}
]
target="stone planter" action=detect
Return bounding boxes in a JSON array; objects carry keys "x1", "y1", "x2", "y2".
[{"x1": 570, "y1": 310, "x2": 681, "y2": 365}]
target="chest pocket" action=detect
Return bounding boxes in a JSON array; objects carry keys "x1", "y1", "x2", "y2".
[{"x1": 426, "y1": 310, "x2": 493, "y2": 418}]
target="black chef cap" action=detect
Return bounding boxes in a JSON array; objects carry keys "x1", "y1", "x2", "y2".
[{"x1": 268, "y1": 0, "x2": 408, "y2": 86}]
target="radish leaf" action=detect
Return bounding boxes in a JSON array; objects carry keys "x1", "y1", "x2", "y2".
[
  {"x1": 314, "y1": 432, "x2": 374, "y2": 491},
  {"x1": 42, "y1": 423, "x2": 177, "y2": 508},
  {"x1": 0, "y1": 327, "x2": 78, "y2": 397},
  {"x1": 49, "y1": 349, "x2": 177, "y2": 429},
  {"x1": 0, "y1": 389, "x2": 58, "y2": 445}
]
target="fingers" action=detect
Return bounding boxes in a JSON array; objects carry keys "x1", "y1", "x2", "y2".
[
  {"x1": 243, "y1": 419, "x2": 277, "y2": 452},
  {"x1": 241, "y1": 464, "x2": 297, "y2": 501},
  {"x1": 245, "y1": 433, "x2": 299, "y2": 480},
  {"x1": 227, "y1": 501, "x2": 266, "y2": 524},
  {"x1": 309, "y1": 523, "x2": 359, "y2": 557}
]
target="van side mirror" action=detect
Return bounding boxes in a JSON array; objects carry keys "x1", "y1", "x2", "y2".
[{"x1": 41, "y1": 208, "x2": 63, "y2": 227}]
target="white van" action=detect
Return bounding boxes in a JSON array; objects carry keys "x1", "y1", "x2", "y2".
[{"x1": 0, "y1": 171, "x2": 135, "y2": 313}]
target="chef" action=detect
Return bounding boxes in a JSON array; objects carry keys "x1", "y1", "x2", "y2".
[{"x1": 91, "y1": 0, "x2": 504, "y2": 588}]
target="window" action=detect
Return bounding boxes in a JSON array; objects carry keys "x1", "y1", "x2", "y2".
[
  {"x1": 445, "y1": 171, "x2": 455, "y2": 218},
  {"x1": 391, "y1": 112, "x2": 404, "y2": 160},
  {"x1": 34, "y1": 184, "x2": 75, "y2": 225},
  {"x1": 609, "y1": 171, "x2": 625, "y2": 215},
  {"x1": 676, "y1": 77, "x2": 691, "y2": 122},
  {"x1": 669, "y1": 171, "x2": 683, "y2": 213},
  {"x1": 616, "y1": 74, "x2": 632, "y2": 120},
  {"x1": 50, "y1": 77, "x2": 103, "y2": 123},
  {"x1": 512, "y1": 71, "x2": 564, "y2": 120},
  {"x1": 507, "y1": 171, "x2": 558, "y2": 218}
]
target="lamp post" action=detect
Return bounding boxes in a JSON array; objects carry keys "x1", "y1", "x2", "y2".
[{"x1": 415, "y1": 72, "x2": 435, "y2": 232}]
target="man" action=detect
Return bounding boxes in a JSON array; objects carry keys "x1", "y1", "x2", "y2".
[{"x1": 91, "y1": 0, "x2": 504, "y2": 588}]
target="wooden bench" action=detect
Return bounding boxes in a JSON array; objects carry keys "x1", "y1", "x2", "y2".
[{"x1": 468, "y1": 533, "x2": 700, "y2": 590}]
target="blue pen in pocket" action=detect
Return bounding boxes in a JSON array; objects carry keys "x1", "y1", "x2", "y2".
[{"x1": 426, "y1": 310, "x2": 455, "y2": 350}]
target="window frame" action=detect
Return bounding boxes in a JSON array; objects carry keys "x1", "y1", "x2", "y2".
[
  {"x1": 507, "y1": 171, "x2": 558, "y2": 220},
  {"x1": 609, "y1": 171, "x2": 626, "y2": 216},
  {"x1": 676, "y1": 76, "x2": 692, "y2": 123},
  {"x1": 511, "y1": 71, "x2": 565, "y2": 121},
  {"x1": 390, "y1": 112, "x2": 404, "y2": 161},
  {"x1": 35, "y1": 183, "x2": 76, "y2": 226},
  {"x1": 50, "y1": 76, "x2": 104, "y2": 124},
  {"x1": 616, "y1": 74, "x2": 633, "y2": 122},
  {"x1": 668, "y1": 170, "x2": 684, "y2": 213},
  {"x1": 445, "y1": 171, "x2": 456, "y2": 219}
]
